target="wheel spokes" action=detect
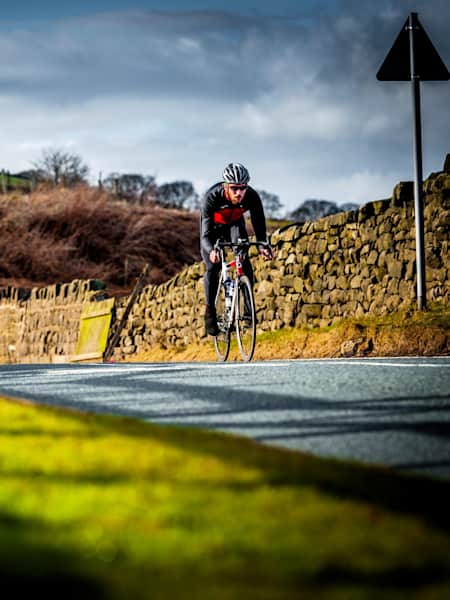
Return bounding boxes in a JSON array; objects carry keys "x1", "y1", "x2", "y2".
[
  {"x1": 236, "y1": 277, "x2": 256, "y2": 361},
  {"x1": 213, "y1": 277, "x2": 231, "y2": 362}
]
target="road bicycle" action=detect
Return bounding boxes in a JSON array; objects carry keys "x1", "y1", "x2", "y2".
[{"x1": 213, "y1": 239, "x2": 271, "y2": 363}]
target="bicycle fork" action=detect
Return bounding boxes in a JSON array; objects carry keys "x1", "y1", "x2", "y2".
[{"x1": 220, "y1": 248, "x2": 246, "y2": 332}]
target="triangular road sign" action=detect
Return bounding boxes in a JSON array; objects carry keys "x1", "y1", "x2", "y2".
[{"x1": 377, "y1": 14, "x2": 449, "y2": 81}]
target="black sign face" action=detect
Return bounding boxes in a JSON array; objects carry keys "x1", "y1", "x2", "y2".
[{"x1": 377, "y1": 14, "x2": 449, "y2": 81}]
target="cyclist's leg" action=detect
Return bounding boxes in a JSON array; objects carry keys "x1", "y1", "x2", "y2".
[
  {"x1": 242, "y1": 257, "x2": 254, "y2": 287},
  {"x1": 201, "y1": 247, "x2": 220, "y2": 307},
  {"x1": 201, "y1": 247, "x2": 220, "y2": 335}
]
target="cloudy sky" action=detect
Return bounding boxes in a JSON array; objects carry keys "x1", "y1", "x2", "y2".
[{"x1": 1, "y1": 0, "x2": 449, "y2": 212}]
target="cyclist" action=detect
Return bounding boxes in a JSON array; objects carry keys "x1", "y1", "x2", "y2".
[{"x1": 200, "y1": 162, "x2": 272, "y2": 336}]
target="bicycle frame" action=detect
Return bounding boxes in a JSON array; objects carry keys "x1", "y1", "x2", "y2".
[
  {"x1": 215, "y1": 239, "x2": 266, "y2": 329},
  {"x1": 213, "y1": 239, "x2": 270, "y2": 362},
  {"x1": 216, "y1": 239, "x2": 266, "y2": 272},
  {"x1": 216, "y1": 247, "x2": 240, "y2": 332}
]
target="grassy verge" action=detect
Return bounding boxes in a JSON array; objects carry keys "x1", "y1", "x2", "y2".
[
  {"x1": 0, "y1": 174, "x2": 31, "y2": 190},
  {"x1": 131, "y1": 304, "x2": 450, "y2": 363},
  {"x1": 1, "y1": 395, "x2": 450, "y2": 599}
]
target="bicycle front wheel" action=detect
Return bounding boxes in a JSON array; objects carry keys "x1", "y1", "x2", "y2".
[
  {"x1": 214, "y1": 276, "x2": 231, "y2": 362},
  {"x1": 236, "y1": 275, "x2": 256, "y2": 362}
]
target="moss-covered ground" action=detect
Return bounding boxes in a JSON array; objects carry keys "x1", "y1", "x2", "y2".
[{"x1": 1, "y1": 395, "x2": 449, "y2": 599}]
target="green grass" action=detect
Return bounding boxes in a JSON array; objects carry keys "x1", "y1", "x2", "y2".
[
  {"x1": 1, "y1": 396, "x2": 450, "y2": 599},
  {"x1": 0, "y1": 174, "x2": 32, "y2": 191},
  {"x1": 260, "y1": 304, "x2": 450, "y2": 339},
  {"x1": 253, "y1": 303, "x2": 450, "y2": 359},
  {"x1": 367, "y1": 303, "x2": 450, "y2": 330}
]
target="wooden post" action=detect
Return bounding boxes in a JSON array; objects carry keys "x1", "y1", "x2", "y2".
[{"x1": 103, "y1": 263, "x2": 150, "y2": 361}]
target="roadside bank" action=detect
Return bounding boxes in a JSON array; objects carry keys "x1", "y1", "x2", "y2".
[{"x1": 128, "y1": 305, "x2": 450, "y2": 363}]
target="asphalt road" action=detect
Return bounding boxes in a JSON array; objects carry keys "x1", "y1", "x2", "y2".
[{"x1": 0, "y1": 357, "x2": 449, "y2": 479}]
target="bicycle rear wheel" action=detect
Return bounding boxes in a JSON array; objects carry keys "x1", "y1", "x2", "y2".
[
  {"x1": 236, "y1": 275, "x2": 256, "y2": 362},
  {"x1": 214, "y1": 276, "x2": 231, "y2": 362}
]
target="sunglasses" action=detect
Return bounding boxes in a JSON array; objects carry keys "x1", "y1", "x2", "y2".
[{"x1": 228, "y1": 184, "x2": 248, "y2": 191}]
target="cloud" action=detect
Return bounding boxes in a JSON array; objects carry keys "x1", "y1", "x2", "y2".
[
  {"x1": 0, "y1": 2, "x2": 448, "y2": 211},
  {"x1": 303, "y1": 169, "x2": 402, "y2": 205}
]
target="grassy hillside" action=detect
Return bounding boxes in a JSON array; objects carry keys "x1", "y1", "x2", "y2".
[
  {"x1": 0, "y1": 186, "x2": 292, "y2": 296},
  {"x1": 0, "y1": 186, "x2": 201, "y2": 295}
]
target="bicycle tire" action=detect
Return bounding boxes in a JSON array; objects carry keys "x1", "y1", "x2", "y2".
[
  {"x1": 214, "y1": 275, "x2": 231, "y2": 362},
  {"x1": 236, "y1": 275, "x2": 256, "y2": 362}
]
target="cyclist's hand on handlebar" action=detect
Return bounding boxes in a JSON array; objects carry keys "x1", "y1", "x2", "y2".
[
  {"x1": 260, "y1": 246, "x2": 274, "y2": 261},
  {"x1": 209, "y1": 249, "x2": 220, "y2": 264}
]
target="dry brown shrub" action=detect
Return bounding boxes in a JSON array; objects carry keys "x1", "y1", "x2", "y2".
[{"x1": 0, "y1": 186, "x2": 201, "y2": 295}]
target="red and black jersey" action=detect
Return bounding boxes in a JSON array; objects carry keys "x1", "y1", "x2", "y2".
[
  {"x1": 200, "y1": 183, "x2": 268, "y2": 254},
  {"x1": 213, "y1": 205, "x2": 246, "y2": 225}
]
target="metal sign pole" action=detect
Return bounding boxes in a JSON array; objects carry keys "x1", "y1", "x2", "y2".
[{"x1": 408, "y1": 12, "x2": 427, "y2": 310}]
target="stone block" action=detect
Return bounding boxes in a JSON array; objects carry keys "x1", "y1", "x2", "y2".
[
  {"x1": 255, "y1": 280, "x2": 274, "y2": 299},
  {"x1": 359, "y1": 226, "x2": 378, "y2": 243},
  {"x1": 303, "y1": 291, "x2": 323, "y2": 304},
  {"x1": 326, "y1": 212, "x2": 349, "y2": 227},
  {"x1": 300, "y1": 304, "x2": 322, "y2": 319},
  {"x1": 377, "y1": 233, "x2": 394, "y2": 252},
  {"x1": 336, "y1": 275, "x2": 349, "y2": 290},
  {"x1": 372, "y1": 200, "x2": 389, "y2": 215},
  {"x1": 387, "y1": 278, "x2": 399, "y2": 294},
  {"x1": 386, "y1": 258, "x2": 404, "y2": 279},
  {"x1": 399, "y1": 279, "x2": 414, "y2": 299},
  {"x1": 444, "y1": 153, "x2": 450, "y2": 172},
  {"x1": 327, "y1": 276, "x2": 337, "y2": 290},
  {"x1": 405, "y1": 260, "x2": 416, "y2": 281},
  {"x1": 329, "y1": 289, "x2": 347, "y2": 304},
  {"x1": 392, "y1": 181, "x2": 413, "y2": 206},
  {"x1": 285, "y1": 252, "x2": 297, "y2": 265},
  {"x1": 293, "y1": 277, "x2": 304, "y2": 293},
  {"x1": 350, "y1": 275, "x2": 363, "y2": 289}
]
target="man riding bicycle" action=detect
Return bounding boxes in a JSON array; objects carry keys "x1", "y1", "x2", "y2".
[{"x1": 200, "y1": 162, "x2": 272, "y2": 336}]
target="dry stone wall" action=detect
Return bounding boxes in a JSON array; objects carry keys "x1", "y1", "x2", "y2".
[
  {"x1": 0, "y1": 280, "x2": 106, "y2": 363},
  {"x1": 0, "y1": 166, "x2": 449, "y2": 363},
  {"x1": 110, "y1": 168, "x2": 449, "y2": 360}
]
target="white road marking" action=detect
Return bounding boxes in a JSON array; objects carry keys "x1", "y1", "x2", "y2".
[
  {"x1": 1, "y1": 357, "x2": 447, "y2": 383},
  {"x1": 319, "y1": 359, "x2": 450, "y2": 368},
  {"x1": 46, "y1": 358, "x2": 450, "y2": 373}
]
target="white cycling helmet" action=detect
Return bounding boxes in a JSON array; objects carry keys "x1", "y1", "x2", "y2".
[{"x1": 222, "y1": 163, "x2": 250, "y2": 185}]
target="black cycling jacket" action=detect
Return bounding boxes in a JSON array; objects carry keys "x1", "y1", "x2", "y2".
[{"x1": 200, "y1": 182, "x2": 268, "y2": 254}]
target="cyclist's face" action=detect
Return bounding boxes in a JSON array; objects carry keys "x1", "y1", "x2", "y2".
[{"x1": 224, "y1": 183, "x2": 248, "y2": 204}]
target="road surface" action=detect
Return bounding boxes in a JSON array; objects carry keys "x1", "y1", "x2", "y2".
[{"x1": 0, "y1": 357, "x2": 449, "y2": 478}]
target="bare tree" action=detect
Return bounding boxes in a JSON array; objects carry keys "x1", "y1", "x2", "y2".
[
  {"x1": 32, "y1": 148, "x2": 89, "y2": 186},
  {"x1": 103, "y1": 173, "x2": 158, "y2": 203},
  {"x1": 257, "y1": 189, "x2": 283, "y2": 219},
  {"x1": 156, "y1": 181, "x2": 199, "y2": 210},
  {"x1": 289, "y1": 199, "x2": 359, "y2": 222}
]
